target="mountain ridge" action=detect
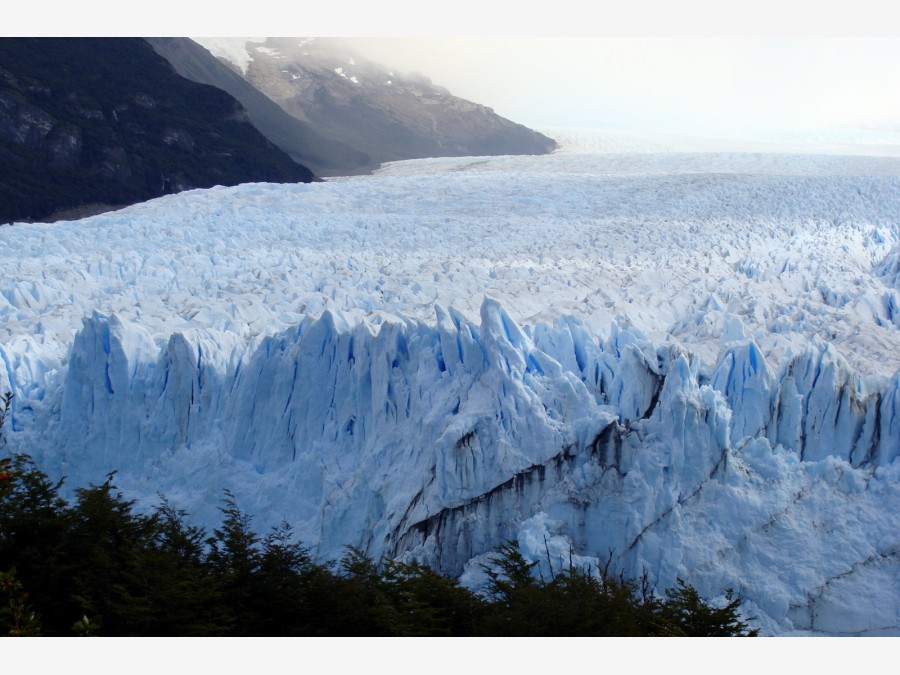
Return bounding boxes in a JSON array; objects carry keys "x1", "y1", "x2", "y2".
[
  {"x1": 145, "y1": 37, "x2": 374, "y2": 176},
  {"x1": 193, "y1": 37, "x2": 557, "y2": 170},
  {"x1": 0, "y1": 37, "x2": 315, "y2": 224}
]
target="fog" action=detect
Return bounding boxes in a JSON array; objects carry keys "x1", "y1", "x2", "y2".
[
  {"x1": 10, "y1": 2, "x2": 899, "y2": 143},
  {"x1": 343, "y1": 37, "x2": 900, "y2": 139}
]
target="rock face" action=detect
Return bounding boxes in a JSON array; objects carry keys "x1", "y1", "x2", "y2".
[
  {"x1": 145, "y1": 38, "x2": 371, "y2": 178},
  {"x1": 0, "y1": 38, "x2": 315, "y2": 224},
  {"x1": 196, "y1": 37, "x2": 557, "y2": 172}
]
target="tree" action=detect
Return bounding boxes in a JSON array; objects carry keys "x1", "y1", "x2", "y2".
[
  {"x1": 328, "y1": 548, "x2": 484, "y2": 636},
  {"x1": 65, "y1": 473, "x2": 161, "y2": 635},
  {"x1": 204, "y1": 492, "x2": 266, "y2": 635},
  {"x1": 1, "y1": 568, "x2": 42, "y2": 636},
  {"x1": 474, "y1": 541, "x2": 758, "y2": 637},
  {"x1": 658, "y1": 578, "x2": 759, "y2": 637},
  {"x1": 379, "y1": 558, "x2": 484, "y2": 636},
  {"x1": 253, "y1": 521, "x2": 317, "y2": 635},
  {"x1": 0, "y1": 440, "x2": 71, "y2": 634},
  {"x1": 143, "y1": 497, "x2": 221, "y2": 636},
  {"x1": 477, "y1": 541, "x2": 552, "y2": 635}
]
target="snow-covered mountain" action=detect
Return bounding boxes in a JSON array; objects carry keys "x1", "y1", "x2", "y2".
[
  {"x1": 192, "y1": 37, "x2": 557, "y2": 172},
  {"x1": 1, "y1": 132, "x2": 898, "y2": 635}
]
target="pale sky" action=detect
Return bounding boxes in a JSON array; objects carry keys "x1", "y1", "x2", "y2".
[
  {"x1": 9, "y1": 2, "x2": 900, "y2": 142},
  {"x1": 343, "y1": 37, "x2": 900, "y2": 138}
]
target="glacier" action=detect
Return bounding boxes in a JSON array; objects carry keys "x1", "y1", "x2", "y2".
[{"x1": 1, "y1": 132, "x2": 898, "y2": 635}]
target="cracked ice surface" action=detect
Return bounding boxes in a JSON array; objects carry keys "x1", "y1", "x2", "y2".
[
  {"x1": 1, "y1": 137, "x2": 898, "y2": 635},
  {"x1": 3, "y1": 150, "x2": 899, "y2": 376}
]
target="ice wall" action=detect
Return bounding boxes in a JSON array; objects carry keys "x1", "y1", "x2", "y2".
[{"x1": 2, "y1": 299, "x2": 897, "y2": 635}]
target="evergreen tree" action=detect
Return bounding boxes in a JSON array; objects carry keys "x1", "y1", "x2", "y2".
[
  {"x1": 144, "y1": 498, "x2": 222, "y2": 635},
  {"x1": 333, "y1": 546, "x2": 402, "y2": 636},
  {"x1": 380, "y1": 558, "x2": 484, "y2": 636},
  {"x1": 253, "y1": 521, "x2": 317, "y2": 635},
  {"x1": 204, "y1": 492, "x2": 263, "y2": 635},
  {"x1": 0, "y1": 453, "x2": 71, "y2": 634},
  {"x1": 474, "y1": 541, "x2": 757, "y2": 637},
  {"x1": 658, "y1": 578, "x2": 759, "y2": 637},
  {"x1": 65, "y1": 474, "x2": 161, "y2": 635},
  {"x1": 478, "y1": 541, "x2": 551, "y2": 635}
]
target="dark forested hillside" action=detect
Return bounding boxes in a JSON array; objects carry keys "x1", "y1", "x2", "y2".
[{"x1": 0, "y1": 38, "x2": 315, "y2": 224}]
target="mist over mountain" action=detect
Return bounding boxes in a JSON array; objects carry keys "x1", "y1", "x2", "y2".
[
  {"x1": 0, "y1": 37, "x2": 559, "y2": 223},
  {"x1": 146, "y1": 37, "x2": 371, "y2": 177},
  {"x1": 194, "y1": 37, "x2": 557, "y2": 171},
  {"x1": 0, "y1": 38, "x2": 315, "y2": 224}
]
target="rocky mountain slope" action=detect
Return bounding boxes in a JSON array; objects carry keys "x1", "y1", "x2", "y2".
[
  {"x1": 0, "y1": 38, "x2": 315, "y2": 224},
  {"x1": 146, "y1": 37, "x2": 371, "y2": 177},
  {"x1": 195, "y1": 37, "x2": 557, "y2": 171}
]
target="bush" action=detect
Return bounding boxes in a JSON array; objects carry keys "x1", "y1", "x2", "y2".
[{"x1": 476, "y1": 540, "x2": 757, "y2": 637}]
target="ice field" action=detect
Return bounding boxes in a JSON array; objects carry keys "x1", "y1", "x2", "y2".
[{"x1": 1, "y1": 130, "x2": 898, "y2": 634}]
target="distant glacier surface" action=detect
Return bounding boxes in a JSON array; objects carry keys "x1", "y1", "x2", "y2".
[{"x1": 1, "y1": 134, "x2": 899, "y2": 635}]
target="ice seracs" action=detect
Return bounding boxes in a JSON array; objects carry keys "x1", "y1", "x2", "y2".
[{"x1": 1, "y1": 136, "x2": 898, "y2": 635}]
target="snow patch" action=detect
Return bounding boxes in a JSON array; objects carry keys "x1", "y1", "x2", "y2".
[{"x1": 191, "y1": 37, "x2": 266, "y2": 75}]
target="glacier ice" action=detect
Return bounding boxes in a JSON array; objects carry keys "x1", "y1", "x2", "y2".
[{"x1": 1, "y1": 142, "x2": 898, "y2": 635}]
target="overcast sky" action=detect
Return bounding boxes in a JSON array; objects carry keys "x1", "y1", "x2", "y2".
[
  {"x1": 10, "y1": 2, "x2": 900, "y2": 140},
  {"x1": 342, "y1": 37, "x2": 900, "y2": 137}
]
